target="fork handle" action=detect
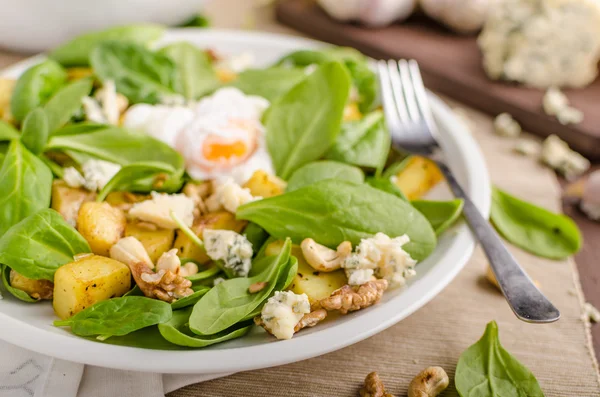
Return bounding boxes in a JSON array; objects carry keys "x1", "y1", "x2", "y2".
[{"x1": 436, "y1": 162, "x2": 560, "y2": 323}]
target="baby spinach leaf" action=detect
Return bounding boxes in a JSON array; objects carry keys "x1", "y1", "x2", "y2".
[
  {"x1": 49, "y1": 24, "x2": 165, "y2": 67},
  {"x1": 412, "y1": 199, "x2": 464, "y2": 235},
  {"x1": 382, "y1": 156, "x2": 412, "y2": 179},
  {"x1": 158, "y1": 42, "x2": 219, "y2": 99},
  {"x1": 159, "y1": 307, "x2": 252, "y2": 348},
  {"x1": 189, "y1": 239, "x2": 292, "y2": 335},
  {"x1": 232, "y1": 67, "x2": 306, "y2": 102},
  {"x1": 91, "y1": 325, "x2": 185, "y2": 350},
  {"x1": 0, "y1": 140, "x2": 52, "y2": 236},
  {"x1": 345, "y1": 59, "x2": 377, "y2": 113},
  {"x1": 124, "y1": 285, "x2": 143, "y2": 297},
  {"x1": 185, "y1": 265, "x2": 221, "y2": 283},
  {"x1": 366, "y1": 176, "x2": 408, "y2": 201},
  {"x1": 171, "y1": 287, "x2": 211, "y2": 310},
  {"x1": 237, "y1": 180, "x2": 437, "y2": 261},
  {"x1": 51, "y1": 122, "x2": 107, "y2": 137},
  {"x1": 0, "y1": 209, "x2": 91, "y2": 280},
  {"x1": 96, "y1": 161, "x2": 178, "y2": 201},
  {"x1": 46, "y1": 126, "x2": 184, "y2": 169},
  {"x1": 11, "y1": 60, "x2": 67, "y2": 123},
  {"x1": 243, "y1": 223, "x2": 269, "y2": 255},
  {"x1": 326, "y1": 111, "x2": 390, "y2": 173},
  {"x1": 178, "y1": 14, "x2": 211, "y2": 28},
  {"x1": 0, "y1": 120, "x2": 19, "y2": 141},
  {"x1": 266, "y1": 61, "x2": 350, "y2": 179},
  {"x1": 44, "y1": 78, "x2": 93, "y2": 132},
  {"x1": 90, "y1": 41, "x2": 178, "y2": 104},
  {"x1": 40, "y1": 155, "x2": 65, "y2": 178},
  {"x1": 1, "y1": 265, "x2": 39, "y2": 303},
  {"x1": 491, "y1": 187, "x2": 581, "y2": 259},
  {"x1": 455, "y1": 321, "x2": 544, "y2": 397},
  {"x1": 54, "y1": 296, "x2": 172, "y2": 340},
  {"x1": 20, "y1": 108, "x2": 49, "y2": 155},
  {"x1": 286, "y1": 160, "x2": 365, "y2": 192}
]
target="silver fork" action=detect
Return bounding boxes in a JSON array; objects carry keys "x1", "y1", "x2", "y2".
[{"x1": 378, "y1": 59, "x2": 560, "y2": 323}]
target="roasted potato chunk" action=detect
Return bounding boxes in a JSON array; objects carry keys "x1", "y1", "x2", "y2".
[
  {"x1": 173, "y1": 211, "x2": 247, "y2": 264},
  {"x1": 125, "y1": 222, "x2": 175, "y2": 263},
  {"x1": 392, "y1": 156, "x2": 443, "y2": 200},
  {"x1": 266, "y1": 241, "x2": 347, "y2": 303},
  {"x1": 10, "y1": 270, "x2": 53, "y2": 300},
  {"x1": 51, "y1": 180, "x2": 96, "y2": 226},
  {"x1": 53, "y1": 255, "x2": 131, "y2": 319},
  {"x1": 243, "y1": 170, "x2": 286, "y2": 198},
  {"x1": 77, "y1": 202, "x2": 126, "y2": 256}
]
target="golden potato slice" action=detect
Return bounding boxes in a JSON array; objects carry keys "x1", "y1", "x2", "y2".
[
  {"x1": 393, "y1": 156, "x2": 443, "y2": 200},
  {"x1": 53, "y1": 255, "x2": 131, "y2": 319},
  {"x1": 67, "y1": 67, "x2": 94, "y2": 81},
  {"x1": 173, "y1": 211, "x2": 247, "y2": 264},
  {"x1": 10, "y1": 270, "x2": 53, "y2": 300},
  {"x1": 243, "y1": 170, "x2": 286, "y2": 198},
  {"x1": 77, "y1": 202, "x2": 126, "y2": 256},
  {"x1": 125, "y1": 222, "x2": 175, "y2": 263},
  {"x1": 51, "y1": 180, "x2": 96, "y2": 226}
]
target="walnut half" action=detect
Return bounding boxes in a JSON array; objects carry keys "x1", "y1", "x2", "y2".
[{"x1": 318, "y1": 280, "x2": 388, "y2": 314}]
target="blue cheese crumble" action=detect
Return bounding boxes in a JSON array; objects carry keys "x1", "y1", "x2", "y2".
[
  {"x1": 202, "y1": 229, "x2": 253, "y2": 277},
  {"x1": 63, "y1": 159, "x2": 121, "y2": 192},
  {"x1": 260, "y1": 291, "x2": 310, "y2": 340}
]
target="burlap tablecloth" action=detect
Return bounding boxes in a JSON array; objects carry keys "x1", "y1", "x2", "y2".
[{"x1": 0, "y1": 2, "x2": 597, "y2": 395}]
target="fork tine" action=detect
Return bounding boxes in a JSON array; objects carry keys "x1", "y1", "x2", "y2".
[
  {"x1": 386, "y1": 60, "x2": 409, "y2": 124},
  {"x1": 398, "y1": 60, "x2": 420, "y2": 122},
  {"x1": 408, "y1": 59, "x2": 438, "y2": 135},
  {"x1": 376, "y1": 60, "x2": 401, "y2": 133}
]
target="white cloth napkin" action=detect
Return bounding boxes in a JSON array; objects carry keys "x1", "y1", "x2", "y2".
[{"x1": 0, "y1": 339, "x2": 231, "y2": 397}]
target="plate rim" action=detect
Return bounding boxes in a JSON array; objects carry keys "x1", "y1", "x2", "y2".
[{"x1": 0, "y1": 28, "x2": 491, "y2": 374}]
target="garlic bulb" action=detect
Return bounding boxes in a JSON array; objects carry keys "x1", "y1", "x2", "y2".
[
  {"x1": 420, "y1": 0, "x2": 491, "y2": 34},
  {"x1": 318, "y1": 0, "x2": 417, "y2": 27}
]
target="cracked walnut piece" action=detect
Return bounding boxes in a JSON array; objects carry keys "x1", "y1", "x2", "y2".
[
  {"x1": 110, "y1": 237, "x2": 193, "y2": 303},
  {"x1": 319, "y1": 280, "x2": 388, "y2": 314},
  {"x1": 360, "y1": 372, "x2": 394, "y2": 397}
]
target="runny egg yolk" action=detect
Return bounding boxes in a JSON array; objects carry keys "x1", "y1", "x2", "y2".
[{"x1": 202, "y1": 136, "x2": 249, "y2": 162}]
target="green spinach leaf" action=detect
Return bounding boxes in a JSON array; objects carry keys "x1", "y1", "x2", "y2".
[
  {"x1": 243, "y1": 222, "x2": 269, "y2": 255},
  {"x1": 491, "y1": 187, "x2": 581, "y2": 259},
  {"x1": 178, "y1": 14, "x2": 211, "y2": 28},
  {"x1": 11, "y1": 60, "x2": 67, "y2": 123},
  {"x1": 237, "y1": 180, "x2": 436, "y2": 261},
  {"x1": 51, "y1": 122, "x2": 107, "y2": 137},
  {"x1": 0, "y1": 120, "x2": 19, "y2": 141},
  {"x1": 0, "y1": 209, "x2": 91, "y2": 280},
  {"x1": 158, "y1": 42, "x2": 219, "y2": 99},
  {"x1": 232, "y1": 67, "x2": 306, "y2": 102},
  {"x1": 20, "y1": 108, "x2": 49, "y2": 155},
  {"x1": 171, "y1": 287, "x2": 211, "y2": 310},
  {"x1": 54, "y1": 296, "x2": 172, "y2": 340},
  {"x1": 189, "y1": 239, "x2": 292, "y2": 335},
  {"x1": 96, "y1": 161, "x2": 178, "y2": 201},
  {"x1": 325, "y1": 111, "x2": 390, "y2": 173},
  {"x1": 90, "y1": 42, "x2": 178, "y2": 104},
  {"x1": 50, "y1": 24, "x2": 165, "y2": 67},
  {"x1": 1, "y1": 265, "x2": 39, "y2": 303},
  {"x1": 412, "y1": 199, "x2": 464, "y2": 235},
  {"x1": 0, "y1": 140, "x2": 52, "y2": 236},
  {"x1": 90, "y1": 325, "x2": 184, "y2": 350},
  {"x1": 286, "y1": 160, "x2": 364, "y2": 192},
  {"x1": 159, "y1": 307, "x2": 252, "y2": 348},
  {"x1": 455, "y1": 321, "x2": 544, "y2": 397},
  {"x1": 44, "y1": 78, "x2": 93, "y2": 132},
  {"x1": 266, "y1": 61, "x2": 350, "y2": 179},
  {"x1": 366, "y1": 176, "x2": 408, "y2": 201}
]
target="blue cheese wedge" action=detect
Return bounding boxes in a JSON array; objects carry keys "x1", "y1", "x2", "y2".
[
  {"x1": 259, "y1": 291, "x2": 310, "y2": 340},
  {"x1": 202, "y1": 229, "x2": 253, "y2": 277},
  {"x1": 478, "y1": 0, "x2": 600, "y2": 88}
]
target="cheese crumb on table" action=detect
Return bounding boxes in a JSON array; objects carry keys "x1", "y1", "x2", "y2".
[
  {"x1": 541, "y1": 135, "x2": 590, "y2": 180},
  {"x1": 493, "y1": 113, "x2": 521, "y2": 137},
  {"x1": 543, "y1": 87, "x2": 583, "y2": 125},
  {"x1": 581, "y1": 171, "x2": 600, "y2": 221},
  {"x1": 513, "y1": 139, "x2": 541, "y2": 157},
  {"x1": 583, "y1": 302, "x2": 600, "y2": 323},
  {"x1": 260, "y1": 291, "x2": 311, "y2": 340},
  {"x1": 129, "y1": 192, "x2": 195, "y2": 229},
  {"x1": 202, "y1": 229, "x2": 253, "y2": 277}
]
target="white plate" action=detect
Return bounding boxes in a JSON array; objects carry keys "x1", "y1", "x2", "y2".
[{"x1": 0, "y1": 29, "x2": 491, "y2": 374}]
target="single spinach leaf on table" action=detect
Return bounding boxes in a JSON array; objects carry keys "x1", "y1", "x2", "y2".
[
  {"x1": 366, "y1": 176, "x2": 408, "y2": 201},
  {"x1": 325, "y1": 111, "x2": 390, "y2": 173},
  {"x1": 178, "y1": 14, "x2": 211, "y2": 28},
  {"x1": 90, "y1": 41, "x2": 178, "y2": 104},
  {"x1": 20, "y1": 108, "x2": 49, "y2": 155},
  {"x1": 11, "y1": 60, "x2": 67, "y2": 123},
  {"x1": 159, "y1": 307, "x2": 252, "y2": 348},
  {"x1": 1, "y1": 265, "x2": 39, "y2": 303},
  {"x1": 266, "y1": 61, "x2": 351, "y2": 179},
  {"x1": 189, "y1": 239, "x2": 292, "y2": 335},
  {"x1": 0, "y1": 140, "x2": 53, "y2": 236},
  {"x1": 0, "y1": 120, "x2": 19, "y2": 141},
  {"x1": 0, "y1": 209, "x2": 91, "y2": 280},
  {"x1": 491, "y1": 186, "x2": 581, "y2": 259},
  {"x1": 232, "y1": 67, "x2": 306, "y2": 102},
  {"x1": 455, "y1": 321, "x2": 544, "y2": 397},
  {"x1": 158, "y1": 42, "x2": 219, "y2": 99},
  {"x1": 237, "y1": 180, "x2": 436, "y2": 261},
  {"x1": 286, "y1": 160, "x2": 365, "y2": 192},
  {"x1": 171, "y1": 286, "x2": 211, "y2": 310},
  {"x1": 96, "y1": 161, "x2": 178, "y2": 201},
  {"x1": 411, "y1": 199, "x2": 464, "y2": 235},
  {"x1": 49, "y1": 24, "x2": 165, "y2": 67},
  {"x1": 54, "y1": 296, "x2": 172, "y2": 340},
  {"x1": 43, "y1": 78, "x2": 93, "y2": 132}
]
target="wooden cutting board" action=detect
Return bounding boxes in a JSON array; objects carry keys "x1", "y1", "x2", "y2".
[{"x1": 276, "y1": 0, "x2": 600, "y2": 159}]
